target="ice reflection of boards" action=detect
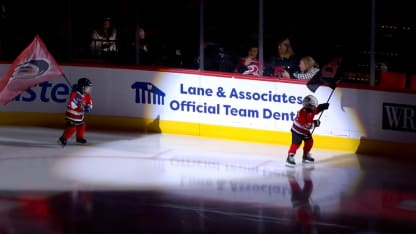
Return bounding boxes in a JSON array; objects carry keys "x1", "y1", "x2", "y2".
[{"x1": 287, "y1": 168, "x2": 320, "y2": 234}]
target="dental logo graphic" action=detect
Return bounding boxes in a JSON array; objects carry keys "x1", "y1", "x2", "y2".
[
  {"x1": 131, "y1": 82, "x2": 165, "y2": 105},
  {"x1": 130, "y1": 81, "x2": 303, "y2": 121}
]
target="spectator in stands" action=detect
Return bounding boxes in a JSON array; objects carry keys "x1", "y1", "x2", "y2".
[
  {"x1": 234, "y1": 45, "x2": 260, "y2": 76},
  {"x1": 282, "y1": 56, "x2": 320, "y2": 80},
  {"x1": 264, "y1": 38, "x2": 298, "y2": 78},
  {"x1": 90, "y1": 17, "x2": 118, "y2": 57},
  {"x1": 197, "y1": 41, "x2": 221, "y2": 71},
  {"x1": 134, "y1": 27, "x2": 154, "y2": 65},
  {"x1": 192, "y1": 41, "x2": 237, "y2": 72},
  {"x1": 160, "y1": 36, "x2": 186, "y2": 68}
]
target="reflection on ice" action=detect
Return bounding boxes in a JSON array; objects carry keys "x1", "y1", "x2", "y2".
[{"x1": 53, "y1": 146, "x2": 361, "y2": 216}]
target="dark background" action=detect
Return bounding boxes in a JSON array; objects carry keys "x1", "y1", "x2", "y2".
[{"x1": 0, "y1": 0, "x2": 414, "y2": 81}]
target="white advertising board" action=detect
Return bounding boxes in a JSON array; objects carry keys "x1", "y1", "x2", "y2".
[{"x1": 1, "y1": 64, "x2": 415, "y2": 144}]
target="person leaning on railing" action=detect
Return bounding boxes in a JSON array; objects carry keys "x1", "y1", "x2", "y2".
[
  {"x1": 264, "y1": 37, "x2": 299, "y2": 78},
  {"x1": 281, "y1": 56, "x2": 319, "y2": 80},
  {"x1": 90, "y1": 17, "x2": 118, "y2": 56}
]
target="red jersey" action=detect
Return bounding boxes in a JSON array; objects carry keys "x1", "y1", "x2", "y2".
[
  {"x1": 65, "y1": 91, "x2": 93, "y2": 123},
  {"x1": 291, "y1": 107, "x2": 319, "y2": 136}
]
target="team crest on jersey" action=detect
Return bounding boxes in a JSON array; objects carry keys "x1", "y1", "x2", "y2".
[{"x1": 243, "y1": 64, "x2": 259, "y2": 76}]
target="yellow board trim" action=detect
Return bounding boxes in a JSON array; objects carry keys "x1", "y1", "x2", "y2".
[{"x1": 1, "y1": 112, "x2": 413, "y2": 155}]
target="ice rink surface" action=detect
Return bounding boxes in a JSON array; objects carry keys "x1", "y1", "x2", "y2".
[{"x1": 0, "y1": 126, "x2": 415, "y2": 234}]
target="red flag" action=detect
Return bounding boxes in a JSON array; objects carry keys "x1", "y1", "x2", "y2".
[
  {"x1": 0, "y1": 35, "x2": 64, "y2": 105},
  {"x1": 306, "y1": 56, "x2": 342, "y2": 93}
]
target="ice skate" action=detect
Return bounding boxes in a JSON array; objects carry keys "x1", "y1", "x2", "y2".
[
  {"x1": 285, "y1": 154, "x2": 296, "y2": 167},
  {"x1": 76, "y1": 138, "x2": 87, "y2": 144},
  {"x1": 58, "y1": 137, "x2": 67, "y2": 147},
  {"x1": 302, "y1": 153, "x2": 315, "y2": 164}
]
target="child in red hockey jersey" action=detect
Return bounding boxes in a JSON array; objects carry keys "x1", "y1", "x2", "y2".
[
  {"x1": 286, "y1": 95, "x2": 329, "y2": 167},
  {"x1": 58, "y1": 77, "x2": 93, "y2": 146}
]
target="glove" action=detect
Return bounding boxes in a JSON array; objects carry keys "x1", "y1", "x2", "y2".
[
  {"x1": 313, "y1": 120, "x2": 321, "y2": 127},
  {"x1": 84, "y1": 104, "x2": 92, "y2": 113},
  {"x1": 317, "y1": 103, "x2": 329, "y2": 112}
]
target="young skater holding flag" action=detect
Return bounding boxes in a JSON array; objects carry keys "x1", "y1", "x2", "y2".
[{"x1": 286, "y1": 95, "x2": 329, "y2": 167}]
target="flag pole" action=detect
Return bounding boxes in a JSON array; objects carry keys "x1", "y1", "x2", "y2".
[
  {"x1": 311, "y1": 88, "x2": 335, "y2": 135},
  {"x1": 62, "y1": 73, "x2": 72, "y2": 87},
  {"x1": 307, "y1": 57, "x2": 342, "y2": 134},
  {"x1": 311, "y1": 78, "x2": 341, "y2": 134}
]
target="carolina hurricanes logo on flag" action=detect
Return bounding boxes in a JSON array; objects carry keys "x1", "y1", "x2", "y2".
[
  {"x1": 10, "y1": 59, "x2": 50, "y2": 81},
  {"x1": 0, "y1": 35, "x2": 64, "y2": 105}
]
